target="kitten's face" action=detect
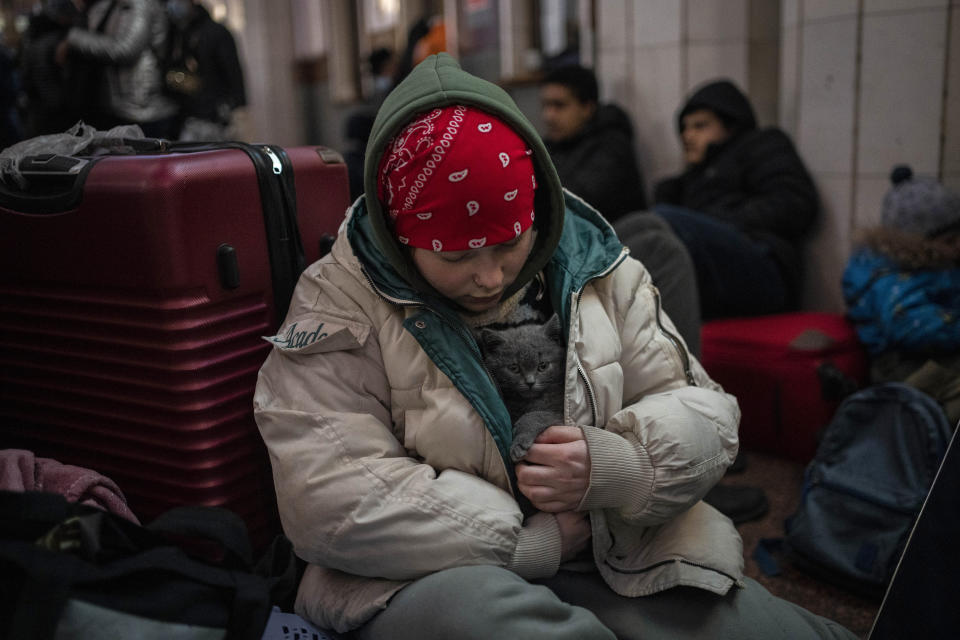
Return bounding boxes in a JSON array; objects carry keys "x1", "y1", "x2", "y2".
[
  {"x1": 496, "y1": 347, "x2": 563, "y2": 399},
  {"x1": 481, "y1": 316, "x2": 564, "y2": 400}
]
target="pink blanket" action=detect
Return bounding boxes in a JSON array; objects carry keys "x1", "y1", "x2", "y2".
[{"x1": 0, "y1": 449, "x2": 140, "y2": 524}]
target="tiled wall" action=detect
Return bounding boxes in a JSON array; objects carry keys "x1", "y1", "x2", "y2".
[
  {"x1": 597, "y1": 0, "x2": 958, "y2": 312},
  {"x1": 232, "y1": 0, "x2": 301, "y2": 147},
  {"x1": 948, "y1": 2, "x2": 960, "y2": 189}
]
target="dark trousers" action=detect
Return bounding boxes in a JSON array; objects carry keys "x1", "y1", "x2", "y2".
[
  {"x1": 356, "y1": 566, "x2": 858, "y2": 640},
  {"x1": 613, "y1": 212, "x2": 701, "y2": 357},
  {"x1": 654, "y1": 204, "x2": 788, "y2": 320}
]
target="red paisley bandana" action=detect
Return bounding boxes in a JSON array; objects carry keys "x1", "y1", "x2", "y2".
[{"x1": 377, "y1": 105, "x2": 537, "y2": 252}]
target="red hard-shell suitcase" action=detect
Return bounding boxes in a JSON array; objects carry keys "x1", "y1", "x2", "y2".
[
  {"x1": 0, "y1": 143, "x2": 350, "y2": 548},
  {"x1": 700, "y1": 312, "x2": 868, "y2": 462}
]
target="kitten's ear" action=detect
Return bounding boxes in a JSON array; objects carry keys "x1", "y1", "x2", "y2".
[
  {"x1": 544, "y1": 314, "x2": 562, "y2": 341},
  {"x1": 479, "y1": 328, "x2": 506, "y2": 352}
]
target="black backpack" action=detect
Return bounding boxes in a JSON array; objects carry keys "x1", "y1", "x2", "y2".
[
  {"x1": 0, "y1": 491, "x2": 298, "y2": 640},
  {"x1": 782, "y1": 383, "x2": 953, "y2": 598}
]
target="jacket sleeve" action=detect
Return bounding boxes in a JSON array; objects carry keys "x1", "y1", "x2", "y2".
[
  {"x1": 562, "y1": 133, "x2": 647, "y2": 220},
  {"x1": 843, "y1": 248, "x2": 960, "y2": 354},
  {"x1": 652, "y1": 175, "x2": 683, "y2": 205},
  {"x1": 254, "y1": 280, "x2": 560, "y2": 582},
  {"x1": 708, "y1": 128, "x2": 818, "y2": 240},
  {"x1": 577, "y1": 259, "x2": 740, "y2": 524},
  {"x1": 212, "y1": 25, "x2": 246, "y2": 109},
  {"x1": 67, "y1": 0, "x2": 153, "y2": 65}
]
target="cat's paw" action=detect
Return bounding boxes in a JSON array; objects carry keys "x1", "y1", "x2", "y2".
[
  {"x1": 511, "y1": 412, "x2": 551, "y2": 462},
  {"x1": 510, "y1": 439, "x2": 534, "y2": 463},
  {"x1": 511, "y1": 411, "x2": 564, "y2": 462}
]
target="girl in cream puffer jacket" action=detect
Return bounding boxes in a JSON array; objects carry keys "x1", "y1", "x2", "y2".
[{"x1": 254, "y1": 55, "x2": 857, "y2": 640}]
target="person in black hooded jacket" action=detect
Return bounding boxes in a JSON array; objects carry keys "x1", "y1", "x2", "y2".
[
  {"x1": 540, "y1": 64, "x2": 647, "y2": 223},
  {"x1": 654, "y1": 78, "x2": 818, "y2": 319}
]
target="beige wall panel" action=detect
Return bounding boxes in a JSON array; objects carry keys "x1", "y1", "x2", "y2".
[
  {"x1": 801, "y1": 175, "x2": 853, "y2": 312},
  {"x1": 796, "y1": 17, "x2": 858, "y2": 174},
  {"x1": 597, "y1": 49, "x2": 634, "y2": 109},
  {"x1": 779, "y1": 22, "x2": 801, "y2": 135},
  {"x1": 686, "y1": 0, "x2": 748, "y2": 40},
  {"x1": 686, "y1": 41, "x2": 749, "y2": 91},
  {"x1": 631, "y1": 44, "x2": 686, "y2": 190},
  {"x1": 803, "y1": 0, "x2": 859, "y2": 21},
  {"x1": 852, "y1": 174, "x2": 892, "y2": 232},
  {"x1": 242, "y1": 0, "x2": 300, "y2": 146},
  {"x1": 864, "y1": 0, "x2": 948, "y2": 12},
  {"x1": 632, "y1": 0, "x2": 683, "y2": 46},
  {"x1": 857, "y1": 8, "x2": 948, "y2": 175},
  {"x1": 597, "y1": 0, "x2": 632, "y2": 52},
  {"x1": 943, "y1": 1, "x2": 960, "y2": 189}
]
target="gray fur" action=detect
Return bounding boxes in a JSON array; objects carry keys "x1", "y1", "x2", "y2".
[{"x1": 480, "y1": 315, "x2": 565, "y2": 461}]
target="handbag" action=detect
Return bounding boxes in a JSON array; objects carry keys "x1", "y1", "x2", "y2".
[{"x1": 165, "y1": 54, "x2": 202, "y2": 96}]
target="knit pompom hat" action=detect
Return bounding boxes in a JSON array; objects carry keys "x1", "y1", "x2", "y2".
[{"x1": 881, "y1": 165, "x2": 960, "y2": 237}]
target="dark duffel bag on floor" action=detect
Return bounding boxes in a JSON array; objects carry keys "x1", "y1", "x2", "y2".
[{"x1": 0, "y1": 490, "x2": 298, "y2": 640}]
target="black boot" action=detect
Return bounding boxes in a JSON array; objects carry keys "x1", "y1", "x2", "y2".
[
  {"x1": 704, "y1": 484, "x2": 769, "y2": 524},
  {"x1": 726, "y1": 451, "x2": 748, "y2": 474}
]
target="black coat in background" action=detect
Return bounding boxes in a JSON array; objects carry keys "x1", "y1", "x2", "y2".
[
  {"x1": 654, "y1": 80, "x2": 818, "y2": 302},
  {"x1": 165, "y1": 5, "x2": 246, "y2": 124},
  {"x1": 545, "y1": 103, "x2": 647, "y2": 223}
]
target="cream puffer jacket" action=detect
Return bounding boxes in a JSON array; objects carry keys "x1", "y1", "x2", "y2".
[{"x1": 253, "y1": 194, "x2": 744, "y2": 633}]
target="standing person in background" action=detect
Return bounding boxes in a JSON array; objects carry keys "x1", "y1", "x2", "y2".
[
  {"x1": 344, "y1": 47, "x2": 397, "y2": 202},
  {"x1": 367, "y1": 47, "x2": 396, "y2": 106},
  {"x1": 0, "y1": 34, "x2": 25, "y2": 148},
  {"x1": 390, "y1": 16, "x2": 442, "y2": 91},
  {"x1": 653, "y1": 78, "x2": 819, "y2": 320},
  {"x1": 164, "y1": 0, "x2": 247, "y2": 141},
  {"x1": 540, "y1": 64, "x2": 647, "y2": 224},
  {"x1": 56, "y1": 0, "x2": 178, "y2": 138},
  {"x1": 18, "y1": 0, "x2": 87, "y2": 137}
]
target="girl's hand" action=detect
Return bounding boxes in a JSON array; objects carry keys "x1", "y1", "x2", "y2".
[
  {"x1": 515, "y1": 426, "x2": 590, "y2": 512},
  {"x1": 555, "y1": 510, "x2": 591, "y2": 561}
]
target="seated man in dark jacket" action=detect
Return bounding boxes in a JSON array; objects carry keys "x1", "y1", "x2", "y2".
[
  {"x1": 541, "y1": 64, "x2": 699, "y2": 356},
  {"x1": 540, "y1": 64, "x2": 647, "y2": 223},
  {"x1": 655, "y1": 79, "x2": 818, "y2": 319}
]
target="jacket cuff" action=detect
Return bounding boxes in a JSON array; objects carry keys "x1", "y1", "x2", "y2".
[
  {"x1": 579, "y1": 425, "x2": 654, "y2": 511},
  {"x1": 506, "y1": 512, "x2": 561, "y2": 579}
]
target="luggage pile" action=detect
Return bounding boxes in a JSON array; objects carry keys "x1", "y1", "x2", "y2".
[{"x1": 0, "y1": 137, "x2": 350, "y2": 548}]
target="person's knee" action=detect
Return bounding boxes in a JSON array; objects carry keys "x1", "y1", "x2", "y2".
[
  {"x1": 612, "y1": 210, "x2": 668, "y2": 237},
  {"x1": 361, "y1": 566, "x2": 614, "y2": 640},
  {"x1": 650, "y1": 207, "x2": 701, "y2": 251}
]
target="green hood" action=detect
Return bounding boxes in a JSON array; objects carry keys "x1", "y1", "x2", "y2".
[{"x1": 362, "y1": 53, "x2": 566, "y2": 298}]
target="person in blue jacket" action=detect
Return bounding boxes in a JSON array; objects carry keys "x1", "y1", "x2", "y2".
[{"x1": 843, "y1": 165, "x2": 960, "y2": 422}]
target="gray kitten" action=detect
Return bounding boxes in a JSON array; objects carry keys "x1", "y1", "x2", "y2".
[{"x1": 480, "y1": 314, "x2": 565, "y2": 462}]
